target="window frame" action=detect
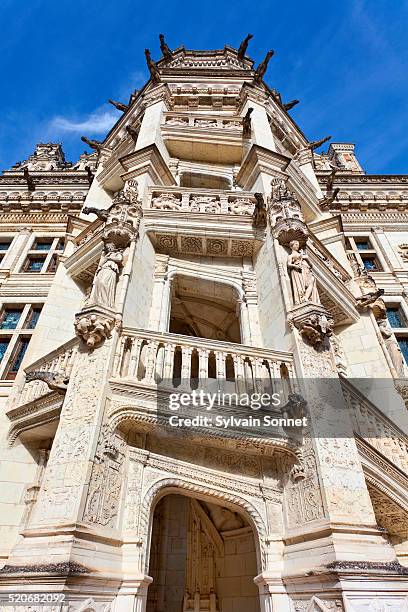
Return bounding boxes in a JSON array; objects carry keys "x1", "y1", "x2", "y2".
[
  {"x1": 345, "y1": 233, "x2": 388, "y2": 274},
  {"x1": 18, "y1": 235, "x2": 65, "y2": 274},
  {"x1": 0, "y1": 303, "x2": 43, "y2": 380}
]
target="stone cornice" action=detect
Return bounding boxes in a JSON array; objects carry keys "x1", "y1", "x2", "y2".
[
  {"x1": 236, "y1": 144, "x2": 290, "y2": 189},
  {"x1": 317, "y1": 171, "x2": 408, "y2": 185},
  {"x1": 119, "y1": 144, "x2": 176, "y2": 185}
]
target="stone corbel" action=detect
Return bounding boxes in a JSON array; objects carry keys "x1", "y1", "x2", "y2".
[
  {"x1": 288, "y1": 302, "x2": 334, "y2": 348},
  {"x1": 74, "y1": 305, "x2": 120, "y2": 349}
]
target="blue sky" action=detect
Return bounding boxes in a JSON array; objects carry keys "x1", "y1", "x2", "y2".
[{"x1": 1, "y1": 0, "x2": 407, "y2": 174}]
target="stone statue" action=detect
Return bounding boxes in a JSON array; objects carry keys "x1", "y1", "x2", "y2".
[
  {"x1": 242, "y1": 107, "x2": 253, "y2": 138},
  {"x1": 254, "y1": 50, "x2": 274, "y2": 83},
  {"x1": 378, "y1": 318, "x2": 405, "y2": 377},
  {"x1": 81, "y1": 136, "x2": 103, "y2": 151},
  {"x1": 252, "y1": 193, "x2": 267, "y2": 227},
  {"x1": 126, "y1": 124, "x2": 139, "y2": 141},
  {"x1": 159, "y1": 34, "x2": 173, "y2": 61},
  {"x1": 144, "y1": 49, "x2": 160, "y2": 83},
  {"x1": 85, "y1": 165, "x2": 94, "y2": 185},
  {"x1": 237, "y1": 34, "x2": 253, "y2": 60},
  {"x1": 283, "y1": 99, "x2": 299, "y2": 111},
  {"x1": 287, "y1": 240, "x2": 320, "y2": 305},
  {"x1": 307, "y1": 136, "x2": 331, "y2": 151},
  {"x1": 88, "y1": 242, "x2": 123, "y2": 309},
  {"x1": 108, "y1": 99, "x2": 128, "y2": 112},
  {"x1": 23, "y1": 167, "x2": 35, "y2": 192}
]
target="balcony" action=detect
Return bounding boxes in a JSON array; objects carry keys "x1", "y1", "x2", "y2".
[
  {"x1": 161, "y1": 113, "x2": 244, "y2": 163},
  {"x1": 111, "y1": 328, "x2": 295, "y2": 395},
  {"x1": 144, "y1": 186, "x2": 261, "y2": 257}
]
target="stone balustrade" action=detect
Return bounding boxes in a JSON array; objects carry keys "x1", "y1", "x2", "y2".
[
  {"x1": 163, "y1": 113, "x2": 242, "y2": 131},
  {"x1": 16, "y1": 338, "x2": 79, "y2": 407},
  {"x1": 345, "y1": 384, "x2": 408, "y2": 474},
  {"x1": 146, "y1": 186, "x2": 256, "y2": 216},
  {"x1": 112, "y1": 328, "x2": 295, "y2": 397}
]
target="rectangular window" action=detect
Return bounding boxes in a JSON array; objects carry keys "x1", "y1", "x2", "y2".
[
  {"x1": 387, "y1": 307, "x2": 408, "y2": 329},
  {"x1": 25, "y1": 307, "x2": 42, "y2": 329},
  {"x1": 0, "y1": 308, "x2": 23, "y2": 330},
  {"x1": 5, "y1": 338, "x2": 30, "y2": 380},
  {"x1": 0, "y1": 339, "x2": 10, "y2": 363},
  {"x1": 0, "y1": 239, "x2": 12, "y2": 251},
  {"x1": 398, "y1": 338, "x2": 408, "y2": 365},
  {"x1": 33, "y1": 238, "x2": 53, "y2": 251},
  {"x1": 361, "y1": 255, "x2": 382, "y2": 272},
  {"x1": 355, "y1": 238, "x2": 372, "y2": 251},
  {"x1": 23, "y1": 256, "x2": 46, "y2": 272}
]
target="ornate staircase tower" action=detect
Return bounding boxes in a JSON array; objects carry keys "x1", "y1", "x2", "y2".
[{"x1": 0, "y1": 37, "x2": 408, "y2": 612}]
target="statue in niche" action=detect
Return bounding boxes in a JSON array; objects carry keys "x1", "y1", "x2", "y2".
[
  {"x1": 287, "y1": 240, "x2": 320, "y2": 305},
  {"x1": 88, "y1": 242, "x2": 123, "y2": 309},
  {"x1": 378, "y1": 318, "x2": 405, "y2": 377}
]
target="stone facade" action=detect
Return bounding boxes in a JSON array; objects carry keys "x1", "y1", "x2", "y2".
[{"x1": 0, "y1": 41, "x2": 407, "y2": 611}]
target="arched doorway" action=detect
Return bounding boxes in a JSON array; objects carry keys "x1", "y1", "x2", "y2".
[{"x1": 146, "y1": 493, "x2": 260, "y2": 612}]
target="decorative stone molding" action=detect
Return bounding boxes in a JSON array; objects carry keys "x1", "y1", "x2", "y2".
[{"x1": 288, "y1": 302, "x2": 334, "y2": 348}]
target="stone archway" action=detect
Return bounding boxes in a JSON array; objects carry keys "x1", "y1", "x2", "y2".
[{"x1": 146, "y1": 492, "x2": 260, "y2": 612}]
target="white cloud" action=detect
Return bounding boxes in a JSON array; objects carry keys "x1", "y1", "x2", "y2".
[{"x1": 49, "y1": 106, "x2": 119, "y2": 135}]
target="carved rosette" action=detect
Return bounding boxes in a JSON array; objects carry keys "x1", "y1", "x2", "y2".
[
  {"x1": 267, "y1": 177, "x2": 308, "y2": 247},
  {"x1": 288, "y1": 302, "x2": 334, "y2": 348}
]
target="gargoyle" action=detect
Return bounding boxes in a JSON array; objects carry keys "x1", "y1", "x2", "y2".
[
  {"x1": 145, "y1": 49, "x2": 161, "y2": 83},
  {"x1": 283, "y1": 99, "x2": 299, "y2": 111},
  {"x1": 159, "y1": 34, "x2": 173, "y2": 61},
  {"x1": 356, "y1": 288, "x2": 385, "y2": 309},
  {"x1": 252, "y1": 193, "x2": 267, "y2": 228},
  {"x1": 81, "y1": 136, "x2": 103, "y2": 151},
  {"x1": 320, "y1": 187, "x2": 340, "y2": 210},
  {"x1": 82, "y1": 207, "x2": 109, "y2": 221},
  {"x1": 108, "y1": 99, "x2": 129, "y2": 112},
  {"x1": 307, "y1": 135, "x2": 331, "y2": 151},
  {"x1": 254, "y1": 50, "x2": 274, "y2": 83},
  {"x1": 25, "y1": 370, "x2": 69, "y2": 394},
  {"x1": 237, "y1": 33, "x2": 253, "y2": 60}
]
